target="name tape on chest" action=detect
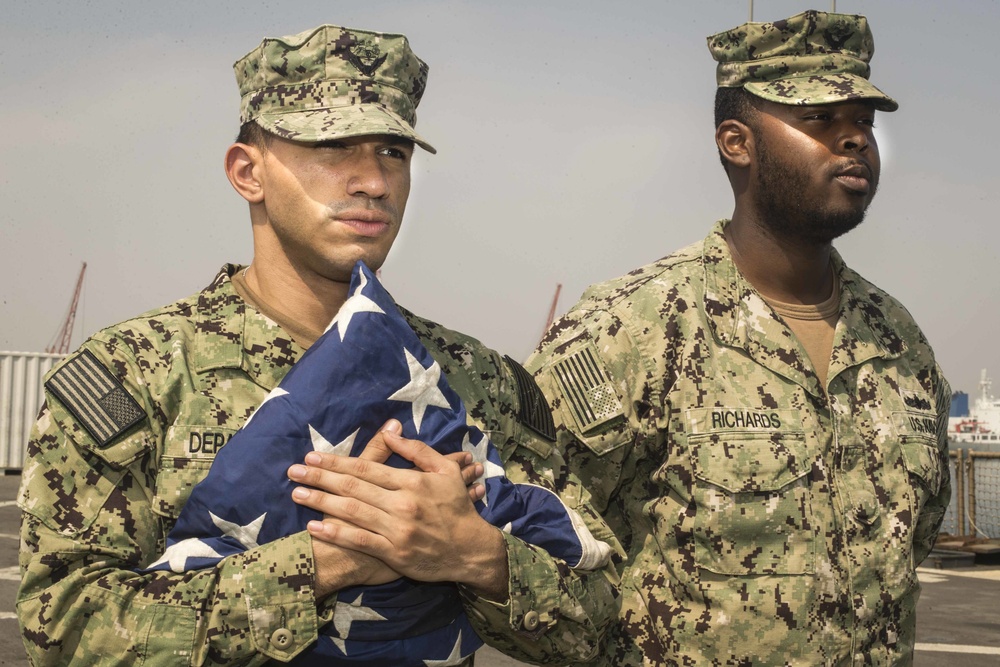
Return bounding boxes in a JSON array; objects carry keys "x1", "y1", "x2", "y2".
[
  {"x1": 685, "y1": 408, "x2": 802, "y2": 435},
  {"x1": 46, "y1": 350, "x2": 146, "y2": 448}
]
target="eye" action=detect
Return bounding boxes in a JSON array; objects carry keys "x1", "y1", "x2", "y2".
[
  {"x1": 802, "y1": 111, "x2": 831, "y2": 122},
  {"x1": 859, "y1": 117, "x2": 877, "y2": 128},
  {"x1": 379, "y1": 144, "x2": 413, "y2": 161}
]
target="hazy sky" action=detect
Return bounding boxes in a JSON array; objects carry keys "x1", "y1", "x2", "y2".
[{"x1": 2, "y1": 0, "x2": 997, "y2": 397}]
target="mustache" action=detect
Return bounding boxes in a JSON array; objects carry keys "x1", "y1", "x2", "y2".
[
  {"x1": 832, "y1": 159, "x2": 874, "y2": 182},
  {"x1": 328, "y1": 201, "x2": 398, "y2": 223}
]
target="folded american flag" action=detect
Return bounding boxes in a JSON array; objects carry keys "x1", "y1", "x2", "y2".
[{"x1": 146, "y1": 262, "x2": 611, "y2": 665}]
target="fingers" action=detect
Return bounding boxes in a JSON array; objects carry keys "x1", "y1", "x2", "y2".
[
  {"x1": 357, "y1": 420, "x2": 400, "y2": 463},
  {"x1": 292, "y1": 482, "x2": 390, "y2": 534},
  {"x1": 468, "y1": 484, "x2": 486, "y2": 503},
  {"x1": 288, "y1": 458, "x2": 397, "y2": 529},
  {"x1": 293, "y1": 449, "x2": 401, "y2": 491},
  {"x1": 381, "y1": 430, "x2": 457, "y2": 474},
  {"x1": 443, "y1": 452, "x2": 483, "y2": 486}
]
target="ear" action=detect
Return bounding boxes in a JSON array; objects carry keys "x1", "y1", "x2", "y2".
[
  {"x1": 716, "y1": 119, "x2": 753, "y2": 171},
  {"x1": 225, "y1": 143, "x2": 265, "y2": 204}
]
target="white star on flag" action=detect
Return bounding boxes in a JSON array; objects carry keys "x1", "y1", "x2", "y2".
[
  {"x1": 327, "y1": 269, "x2": 384, "y2": 341},
  {"x1": 147, "y1": 538, "x2": 223, "y2": 573},
  {"x1": 309, "y1": 424, "x2": 358, "y2": 456},
  {"x1": 387, "y1": 349, "x2": 451, "y2": 432},
  {"x1": 241, "y1": 387, "x2": 288, "y2": 429},
  {"x1": 422, "y1": 631, "x2": 467, "y2": 666},
  {"x1": 208, "y1": 511, "x2": 266, "y2": 550},
  {"x1": 331, "y1": 592, "x2": 389, "y2": 654}
]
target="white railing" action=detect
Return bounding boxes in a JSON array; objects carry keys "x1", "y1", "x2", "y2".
[{"x1": 0, "y1": 351, "x2": 65, "y2": 470}]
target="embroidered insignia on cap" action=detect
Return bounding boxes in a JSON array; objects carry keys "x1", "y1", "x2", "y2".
[
  {"x1": 347, "y1": 41, "x2": 387, "y2": 77},
  {"x1": 503, "y1": 355, "x2": 556, "y2": 441},
  {"x1": 552, "y1": 345, "x2": 623, "y2": 433},
  {"x1": 46, "y1": 350, "x2": 146, "y2": 448}
]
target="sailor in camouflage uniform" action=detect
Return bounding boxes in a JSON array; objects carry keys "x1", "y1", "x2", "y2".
[
  {"x1": 527, "y1": 11, "x2": 950, "y2": 666},
  {"x1": 17, "y1": 25, "x2": 619, "y2": 665}
]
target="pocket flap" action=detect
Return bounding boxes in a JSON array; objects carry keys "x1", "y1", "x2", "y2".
[
  {"x1": 693, "y1": 432, "x2": 811, "y2": 493},
  {"x1": 899, "y1": 438, "x2": 942, "y2": 494}
]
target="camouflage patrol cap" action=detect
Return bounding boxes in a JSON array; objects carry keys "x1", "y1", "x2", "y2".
[
  {"x1": 235, "y1": 24, "x2": 436, "y2": 152},
  {"x1": 707, "y1": 10, "x2": 897, "y2": 112}
]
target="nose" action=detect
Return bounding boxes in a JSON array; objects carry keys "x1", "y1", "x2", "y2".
[
  {"x1": 346, "y1": 150, "x2": 389, "y2": 199},
  {"x1": 839, "y1": 122, "x2": 873, "y2": 155}
]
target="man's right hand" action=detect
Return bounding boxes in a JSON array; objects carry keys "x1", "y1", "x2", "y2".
[{"x1": 307, "y1": 419, "x2": 483, "y2": 598}]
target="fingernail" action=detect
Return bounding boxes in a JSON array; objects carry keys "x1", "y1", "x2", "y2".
[
  {"x1": 304, "y1": 452, "x2": 321, "y2": 466},
  {"x1": 292, "y1": 487, "x2": 309, "y2": 500},
  {"x1": 475, "y1": 463, "x2": 484, "y2": 476},
  {"x1": 382, "y1": 419, "x2": 401, "y2": 434},
  {"x1": 307, "y1": 520, "x2": 324, "y2": 533},
  {"x1": 289, "y1": 464, "x2": 306, "y2": 479}
]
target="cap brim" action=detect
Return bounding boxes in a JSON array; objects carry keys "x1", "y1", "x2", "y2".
[
  {"x1": 254, "y1": 104, "x2": 437, "y2": 153},
  {"x1": 746, "y1": 73, "x2": 898, "y2": 112}
]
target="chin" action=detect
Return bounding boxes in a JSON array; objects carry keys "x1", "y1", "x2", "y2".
[{"x1": 320, "y1": 254, "x2": 386, "y2": 279}]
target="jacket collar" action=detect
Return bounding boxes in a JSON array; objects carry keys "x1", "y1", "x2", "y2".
[
  {"x1": 703, "y1": 221, "x2": 907, "y2": 397},
  {"x1": 191, "y1": 264, "x2": 304, "y2": 391}
]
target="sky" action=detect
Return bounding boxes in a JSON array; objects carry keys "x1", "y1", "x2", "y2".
[{"x1": 1, "y1": 0, "x2": 997, "y2": 398}]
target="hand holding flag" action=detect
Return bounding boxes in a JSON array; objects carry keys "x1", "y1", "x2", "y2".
[{"x1": 145, "y1": 262, "x2": 612, "y2": 665}]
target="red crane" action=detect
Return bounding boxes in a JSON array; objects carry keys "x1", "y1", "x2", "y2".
[
  {"x1": 539, "y1": 283, "x2": 562, "y2": 343},
  {"x1": 46, "y1": 262, "x2": 87, "y2": 354}
]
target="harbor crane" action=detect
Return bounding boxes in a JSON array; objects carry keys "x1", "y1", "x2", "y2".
[{"x1": 46, "y1": 262, "x2": 87, "y2": 355}]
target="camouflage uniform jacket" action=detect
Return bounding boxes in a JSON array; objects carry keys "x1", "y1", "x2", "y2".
[
  {"x1": 527, "y1": 221, "x2": 951, "y2": 666},
  {"x1": 18, "y1": 265, "x2": 620, "y2": 666}
]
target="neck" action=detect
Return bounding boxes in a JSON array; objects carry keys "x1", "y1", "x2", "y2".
[
  {"x1": 244, "y1": 249, "x2": 349, "y2": 337},
  {"x1": 726, "y1": 206, "x2": 834, "y2": 305}
]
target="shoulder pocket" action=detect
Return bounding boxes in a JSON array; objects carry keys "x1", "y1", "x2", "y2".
[
  {"x1": 21, "y1": 408, "x2": 150, "y2": 537},
  {"x1": 569, "y1": 419, "x2": 632, "y2": 457}
]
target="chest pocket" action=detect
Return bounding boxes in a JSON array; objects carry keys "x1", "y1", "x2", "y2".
[
  {"x1": 152, "y1": 425, "x2": 236, "y2": 520},
  {"x1": 691, "y1": 431, "x2": 817, "y2": 575},
  {"x1": 893, "y1": 409, "x2": 943, "y2": 491}
]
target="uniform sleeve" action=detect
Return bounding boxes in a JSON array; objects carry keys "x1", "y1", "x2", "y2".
[
  {"x1": 913, "y1": 364, "x2": 952, "y2": 565},
  {"x1": 16, "y1": 340, "x2": 327, "y2": 666},
  {"x1": 525, "y1": 306, "x2": 651, "y2": 540},
  {"x1": 458, "y1": 354, "x2": 623, "y2": 664}
]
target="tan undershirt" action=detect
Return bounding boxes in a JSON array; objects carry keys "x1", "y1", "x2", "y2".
[
  {"x1": 230, "y1": 265, "x2": 323, "y2": 349},
  {"x1": 764, "y1": 273, "x2": 841, "y2": 389}
]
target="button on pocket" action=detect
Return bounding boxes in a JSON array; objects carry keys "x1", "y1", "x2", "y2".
[{"x1": 269, "y1": 628, "x2": 293, "y2": 649}]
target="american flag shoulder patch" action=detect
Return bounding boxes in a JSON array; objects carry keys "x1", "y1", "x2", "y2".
[
  {"x1": 552, "y1": 344, "x2": 623, "y2": 433},
  {"x1": 503, "y1": 355, "x2": 555, "y2": 441},
  {"x1": 46, "y1": 350, "x2": 146, "y2": 448}
]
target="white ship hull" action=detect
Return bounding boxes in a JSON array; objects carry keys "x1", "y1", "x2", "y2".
[{"x1": 949, "y1": 369, "x2": 1000, "y2": 447}]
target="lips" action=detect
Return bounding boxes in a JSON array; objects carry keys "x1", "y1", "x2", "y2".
[
  {"x1": 334, "y1": 210, "x2": 391, "y2": 237},
  {"x1": 833, "y1": 162, "x2": 873, "y2": 194}
]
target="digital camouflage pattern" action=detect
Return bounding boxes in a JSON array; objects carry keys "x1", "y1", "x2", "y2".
[
  {"x1": 17, "y1": 265, "x2": 621, "y2": 666},
  {"x1": 526, "y1": 222, "x2": 951, "y2": 666},
  {"x1": 708, "y1": 10, "x2": 898, "y2": 111},
  {"x1": 235, "y1": 25, "x2": 436, "y2": 152}
]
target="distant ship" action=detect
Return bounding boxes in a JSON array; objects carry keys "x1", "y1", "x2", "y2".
[{"x1": 949, "y1": 369, "x2": 1000, "y2": 446}]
